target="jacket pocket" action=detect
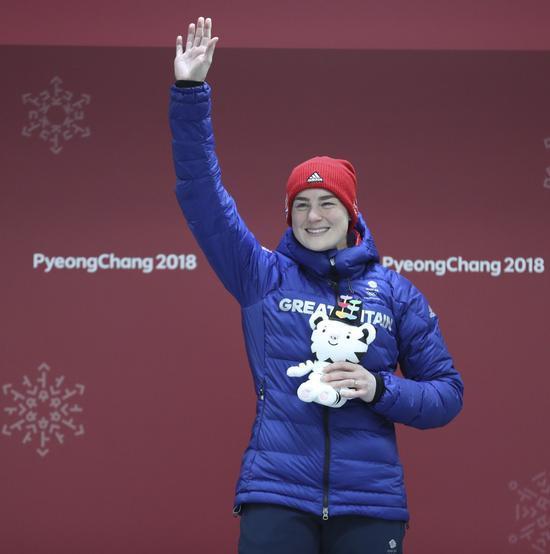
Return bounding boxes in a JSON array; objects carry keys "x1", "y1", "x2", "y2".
[
  {"x1": 244, "y1": 378, "x2": 267, "y2": 486},
  {"x1": 253, "y1": 378, "x2": 267, "y2": 449}
]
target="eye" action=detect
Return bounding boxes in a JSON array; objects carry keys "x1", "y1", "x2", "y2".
[
  {"x1": 321, "y1": 201, "x2": 336, "y2": 208},
  {"x1": 322, "y1": 328, "x2": 326, "y2": 332},
  {"x1": 294, "y1": 202, "x2": 309, "y2": 210}
]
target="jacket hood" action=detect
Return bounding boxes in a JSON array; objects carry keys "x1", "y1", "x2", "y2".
[{"x1": 276, "y1": 211, "x2": 379, "y2": 280}]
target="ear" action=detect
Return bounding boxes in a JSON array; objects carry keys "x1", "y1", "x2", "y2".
[
  {"x1": 309, "y1": 312, "x2": 326, "y2": 330},
  {"x1": 358, "y1": 322, "x2": 376, "y2": 345}
]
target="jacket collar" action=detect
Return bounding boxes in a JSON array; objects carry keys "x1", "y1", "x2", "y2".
[{"x1": 276, "y1": 212, "x2": 379, "y2": 279}]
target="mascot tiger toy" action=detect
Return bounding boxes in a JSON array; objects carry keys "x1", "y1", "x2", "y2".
[{"x1": 286, "y1": 296, "x2": 376, "y2": 408}]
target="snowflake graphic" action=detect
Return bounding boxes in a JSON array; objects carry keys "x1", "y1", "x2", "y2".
[
  {"x1": 2, "y1": 362, "x2": 85, "y2": 457},
  {"x1": 508, "y1": 471, "x2": 550, "y2": 553},
  {"x1": 544, "y1": 138, "x2": 550, "y2": 189},
  {"x1": 21, "y1": 76, "x2": 91, "y2": 155}
]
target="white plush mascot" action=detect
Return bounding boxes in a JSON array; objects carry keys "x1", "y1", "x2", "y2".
[{"x1": 287, "y1": 296, "x2": 376, "y2": 408}]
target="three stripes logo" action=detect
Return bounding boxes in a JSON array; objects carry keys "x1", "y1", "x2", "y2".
[{"x1": 307, "y1": 172, "x2": 323, "y2": 183}]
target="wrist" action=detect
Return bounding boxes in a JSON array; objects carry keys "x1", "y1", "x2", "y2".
[
  {"x1": 361, "y1": 372, "x2": 377, "y2": 403},
  {"x1": 175, "y1": 79, "x2": 204, "y2": 88},
  {"x1": 363, "y1": 373, "x2": 385, "y2": 405}
]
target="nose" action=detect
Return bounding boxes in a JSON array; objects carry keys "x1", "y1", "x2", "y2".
[{"x1": 307, "y1": 206, "x2": 323, "y2": 222}]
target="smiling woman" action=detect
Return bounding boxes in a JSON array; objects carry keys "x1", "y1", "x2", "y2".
[{"x1": 169, "y1": 15, "x2": 463, "y2": 554}]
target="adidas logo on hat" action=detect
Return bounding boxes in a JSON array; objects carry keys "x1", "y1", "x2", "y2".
[{"x1": 307, "y1": 172, "x2": 324, "y2": 183}]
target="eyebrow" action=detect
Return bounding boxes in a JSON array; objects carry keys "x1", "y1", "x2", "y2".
[{"x1": 294, "y1": 194, "x2": 337, "y2": 202}]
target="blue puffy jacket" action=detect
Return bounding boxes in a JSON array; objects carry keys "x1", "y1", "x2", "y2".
[{"x1": 169, "y1": 82, "x2": 464, "y2": 523}]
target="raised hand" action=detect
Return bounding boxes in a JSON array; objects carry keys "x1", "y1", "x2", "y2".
[{"x1": 174, "y1": 16, "x2": 219, "y2": 82}]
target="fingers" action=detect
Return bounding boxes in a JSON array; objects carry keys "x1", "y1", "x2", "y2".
[
  {"x1": 194, "y1": 16, "x2": 204, "y2": 47},
  {"x1": 319, "y1": 363, "x2": 376, "y2": 402},
  {"x1": 323, "y1": 361, "x2": 357, "y2": 373},
  {"x1": 340, "y1": 388, "x2": 364, "y2": 398},
  {"x1": 180, "y1": 17, "x2": 214, "y2": 53},
  {"x1": 322, "y1": 371, "x2": 353, "y2": 383},
  {"x1": 322, "y1": 374, "x2": 360, "y2": 389},
  {"x1": 185, "y1": 22, "x2": 195, "y2": 51},
  {"x1": 201, "y1": 17, "x2": 213, "y2": 48},
  {"x1": 321, "y1": 363, "x2": 368, "y2": 389},
  {"x1": 206, "y1": 36, "x2": 219, "y2": 59}
]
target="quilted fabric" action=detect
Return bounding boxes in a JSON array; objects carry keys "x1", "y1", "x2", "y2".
[{"x1": 169, "y1": 82, "x2": 464, "y2": 522}]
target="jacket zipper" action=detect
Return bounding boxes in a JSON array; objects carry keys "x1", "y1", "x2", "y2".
[
  {"x1": 328, "y1": 258, "x2": 338, "y2": 301},
  {"x1": 323, "y1": 256, "x2": 337, "y2": 520},
  {"x1": 322, "y1": 405, "x2": 331, "y2": 520}
]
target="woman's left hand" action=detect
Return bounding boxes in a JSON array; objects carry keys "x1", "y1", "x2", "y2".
[{"x1": 320, "y1": 361, "x2": 377, "y2": 403}]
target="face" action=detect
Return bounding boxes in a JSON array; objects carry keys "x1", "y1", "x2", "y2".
[{"x1": 291, "y1": 188, "x2": 350, "y2": 251}]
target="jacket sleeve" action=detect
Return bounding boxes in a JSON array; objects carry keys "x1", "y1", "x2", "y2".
[
  {"x1": 169, "y1": 82, "x2": 280, "y2": 306},
  {"x1": 369, "y1": 274, "x2": 464, "y2": 429}
]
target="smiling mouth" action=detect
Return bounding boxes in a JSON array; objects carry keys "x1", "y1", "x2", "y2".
[
  {"x1": 306, "y1": 228, "x2": 330, "y2": 235},
  {"x1": 328, "y1": 339, "x2": 338, "y2": 346}
]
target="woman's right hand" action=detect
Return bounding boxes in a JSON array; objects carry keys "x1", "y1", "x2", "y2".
[{"x1": 174, "y1": 16, "x2": 219, "y2": 82}]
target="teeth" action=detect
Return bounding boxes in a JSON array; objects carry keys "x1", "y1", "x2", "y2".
[{"x1": 306, "y1": 228, "x2": 329, "y2": 234}]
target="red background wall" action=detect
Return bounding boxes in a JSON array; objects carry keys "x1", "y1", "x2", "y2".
[
  {"x1": 1, "y1": 6, "x2": 550, "y2": 554},
  {"x1": 2, "y1": 0, "x2": 550, "y2": 50}
]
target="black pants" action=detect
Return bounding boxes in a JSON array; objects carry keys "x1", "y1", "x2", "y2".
[{"x1": 238, "y1": 503, "x2": 407, "y2": 554}]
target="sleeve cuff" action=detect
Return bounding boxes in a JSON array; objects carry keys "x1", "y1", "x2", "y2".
[
  {"x1": 175, "y1": 79, "x2": 204, "y2": 88},
  {"x1": 364, "y1": 372, "x2": 386, "y2": 406}
]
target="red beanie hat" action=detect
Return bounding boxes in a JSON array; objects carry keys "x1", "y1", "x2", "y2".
[{"x1": 285, "y1": 156, "x2": 359, "y2": 228}]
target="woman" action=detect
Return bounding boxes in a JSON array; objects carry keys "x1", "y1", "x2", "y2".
[{"x1": 169, "y1": 16, "x2": 464, "y2": 554}]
